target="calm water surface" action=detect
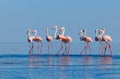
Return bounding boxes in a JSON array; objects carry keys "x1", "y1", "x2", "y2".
[{"x1": 0, "y1": 42, "x2": 119, "y2": 79}]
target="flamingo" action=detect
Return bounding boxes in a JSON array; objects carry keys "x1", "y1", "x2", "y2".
[
  {"x1": 99, "y1": 28, "x2": 112, "y2": 56},
  {"x1": 46, "y1": 28, "x2": 53, "y2": 53},
  {"x1": 78, "y1": 29, "x2": 93, "y2": 55},
  {"x1": 59, "y1": 27, "x2": 72, "y2": 55},
  {"x1": 95, "y1": 29, "x2": 103, "y2": 54},
  {"x1": 26, "y1": 29, "x2": 35, "y2": 54},
  {"x1": 52, "y1": 25, "x2": 65, "y2": 55},
  {"x1": 32, "y1": 29, "x2": 43, "y2": 54}
]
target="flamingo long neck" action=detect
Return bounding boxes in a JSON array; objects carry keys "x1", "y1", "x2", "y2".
[
  {"x1": 101, "y1": 30, "x2": 105, "y2": 36},
  {"x1": 80, "y1": 31, "x2": 83, "y2": 37},
  {"x1": 83, "y1": 30, "x2": 86, "y2": 36},
  {"x1": 27, "y1": 30, "x2": 32, "y2": 37},
  {"x1": 61, "y1": 28, "x2": 65, "y2": 36},
  {"x1": 95, "y1": 29, "x2": 98, "y2": 36},
  {"x1": 28, "y1": 32, "x2": 31, "y2": 36},
  {"x1": 54, "y1": 27, "x2": 58, "y2": 38},
  {"x1": 34, "y1": 31, "x2": 37, "y2": 37},
  {"x1": 46, "y1": 28, "x2": 48, "y2": 37}
]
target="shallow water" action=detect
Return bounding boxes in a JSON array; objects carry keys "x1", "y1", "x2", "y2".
[
  {"x1": 0, "y1": 55, "x2": 120, "y2": 79},
  {"x1": 0, "y1": 42, "x2": 119, "y2": 79}
]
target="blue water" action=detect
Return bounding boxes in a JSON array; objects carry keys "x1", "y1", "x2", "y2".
[
  {"x1": 0, "y1": 42, "x2": 120, "y2": 79},
  {"x1": 0, "y1": 55, "x2": 120, "y2": 79}
]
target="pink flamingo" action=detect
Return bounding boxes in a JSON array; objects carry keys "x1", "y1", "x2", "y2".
[
  {"x1": 95, "y1": 29, "x2": 103, "y2": 54},
  {"x1": 26, "y1": 29, "x2": 36, "y2": 54},
  {"x1": 46, "y1": 28, "x2": 53, "y2": 53},
  {"x1": 78, "y1": 29, "x2": 93, "y2": 55},
  {"x1": 52, "y1": 25, "x2": 65, "y2": 55},
  {"x1": 99, "y1": 28, "x2": 112, "y2": 56},
  {"x1": 32, "y1": 29, "x2": 43, "y2": 54},
  {"x1": 59, "y1": 27, "x2": 72, "y2": 55}
]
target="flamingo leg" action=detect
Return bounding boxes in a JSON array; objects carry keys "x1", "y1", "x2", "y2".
[
  {"x1": 80, "y1": 47, "x2": 86, "y2": 55},
  {"x1": 65, "y1": 43, "x2": 70, "y2": 55},
  {"x1": 29, "y1": 42, "x2": 31, "y2": 50},
  {"x1": 51, "y1": 42, "x2": 54, "y2": 55},
  {"x1": 85, "y1": 42, "x2": 89, "y2": 53},
  {"x1": 98, "y1": 42, "x2": 102, "y2": 55},
  {"x1": 37, "y1": 42, "x2": 41, "y2": 54},
  {"x1": 102, "y1": 42, "x2": 107, "y2": 56},
  {"x1": 56, "y1": 42, "x2": 64, "y2": 55},
  {"x1": 48, "y1": 42, "x2": 50, "y2": 54},
  {"x1": 38, "y1": 42, "x2": 43, "y2": 54},
  {"x1": 84, "y1": 44, "x2": 88, "y2": 54},
  {"x1": 62, "y1": 43, "x2": 67, "y2": 55},
  {"x1": 39, "y1": 42, "x2": 43, "y2": 54},
  {"x1": 62, "y1": 43, "x2": 65, "y2": 54},
  {"x1": 68, "y1": 43, "x2": 71, "y2": 55},
  {"x1": 108, "y1": 43, "x2": 112, "y2": 56},
  {"x1": 29, "y1": 42, "x2": 34, "y2": 55},
  {"x1": 80, "y1": 42, "x2": 87, "y2": 55},
  {"x1": 88, "y1": 43, "x2": 92, "y2": 54},
  {"x1": 102, "y1": 42, "x2": 105, "y2": 56}
]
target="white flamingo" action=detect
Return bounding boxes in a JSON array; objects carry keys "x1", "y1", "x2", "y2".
[
  {"x1": 33, "y1": 29, "x2": 43, "y2": 54},
  {"x1": 52, "y1": 25, "x2": 65, "y2": 55},
  {"x1": 99, "y1": 28, "x2": 112, "y2": 56},
  {"x1": 59, "y1": 27, "x2": 72, "y2": 55},
  {"x1": 26, "y1": 29, "x2": 35, "y2": 54},
  {"x1": 46, "y1": 28, "x2": 53, "y2": 53},
  {"x1": 78, "y1": 29, "x2": 93, "y2": 55},
  {"x1": 95, "y1": 29, "x2": 103, "y2": 54}
]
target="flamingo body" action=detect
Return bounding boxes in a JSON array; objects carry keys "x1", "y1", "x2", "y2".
[
  {"x1": 78, "y1": 29, "x2": 92, "y2": 55},
  {"x1": 34, "y1": 36, "x2": 43, "y2": 42},
  {"x1": 99, "y1": 28, "x2": 112, "y2": 56},
  {"x1": 102, "y1": 34, "x2": 112, "y2": 42},
  {"x1": 46, "y1": 36, "x2": 52, "y2": 42},
  {"x1": 28, "y1": 36, "x2": 35, "y2": 42},
  {"x1": 62, "y1": 36, "x2": 72, "y2": 43},
  {"x1": 59, "y1": 27, "x2": 72, "y2": 55},
  {"x1": 81, "y1": 36, "x2": 92, "y2": 42}
]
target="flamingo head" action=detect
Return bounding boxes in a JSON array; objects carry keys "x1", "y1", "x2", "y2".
[
  {"x1": 26, "y1": 29, "x2": 31, "y2": 34},
  {"x1": 46, "y1": 28, "x2": 48, "y2": 32},
  {"x1": 32, "y1": 29, "x2": 37, "y2": 33},
  {"x1": 99, "y1": 28, "x2": 105, "y2": 34},
  {"x1": 101, "y1": 28, "x2": 105, "y2": 31},
  {"x1": 32, "y1": 29, "x2": 37, "y2": 36},
  {"x1": 59, "y1": 27, "x2": 65, "y2": 32},
  {"x1": 82, "y1": 29, "x2": 86, "y2": 33},
  {"x1": 95, "y1": 29, "x2": 97, "y2": 33},
  {"x1": 52, "y1": 25, "x2": 57, "y2": 30},
  {"x1": 78, "y1": 30, "x2": 83, "y2": 35}
]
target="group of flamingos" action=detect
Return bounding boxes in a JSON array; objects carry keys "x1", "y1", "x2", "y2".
[{"x1": 26, "y1": 25, "x2": 112, "y2": 56}]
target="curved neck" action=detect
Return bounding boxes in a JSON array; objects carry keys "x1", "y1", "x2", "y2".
[
  {"x1": 46, "y1": 28, "x2": 48, "y2": 37},
  {"x1": 79, "y1": 31, "x2": 83, "y2": 37},
  {"x1": 34, "y1": 31, "x2": 37, "y2": 37},
  {"x1": 95, "y1": 29, "x2": 98, "y2": 36},
  {"x1": 27, "y1": 30, "x2": 31, "y2": 37},
  {"x1": 54, "y1": 27, "x2": 58, "y2": 38},
  {"x1": 83, "y1": 30, "x2": 86, "y2": 36},
  {"x1": 101, "y1": 30, "x2": 105, "y2": 36},
  {"x1": 61, "y1": 28, "x2": 65, "y2": 36},
  {"x1": 81, "y1": 32, "x2": 84, "y2": 36}
]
